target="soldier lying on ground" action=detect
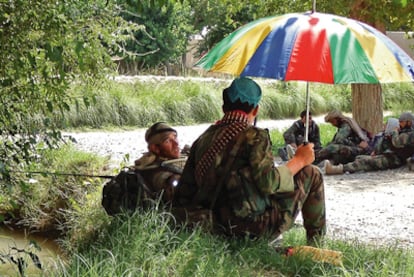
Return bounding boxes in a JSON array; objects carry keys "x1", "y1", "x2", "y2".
[{"x1": 134, "y1": 122, "x2": 187, "y2": 204}]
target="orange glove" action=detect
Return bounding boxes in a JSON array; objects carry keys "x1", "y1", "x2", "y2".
[{"x1": 286, "y1": 143, "x2": 315, "y2": 175}]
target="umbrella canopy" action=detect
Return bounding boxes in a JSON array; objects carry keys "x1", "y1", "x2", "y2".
[{"x1": 196, "y1": 11, "x2": 414, "y2": 84}]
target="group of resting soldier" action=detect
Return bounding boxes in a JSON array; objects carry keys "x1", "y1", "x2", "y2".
[
  {"x1": 130, "y1": 77, "x2": 413, "y2": 245},
  {"x1": 279, "y1": 108, "x2": 414, "y2": 175}
]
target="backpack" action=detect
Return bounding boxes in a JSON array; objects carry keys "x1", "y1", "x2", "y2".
[
  {"x1": 101, "y1": 158, "x2": 187, "y2": 216},
  {"x1": 101, "y1": 168, "x2": 154, "y2": 216}
]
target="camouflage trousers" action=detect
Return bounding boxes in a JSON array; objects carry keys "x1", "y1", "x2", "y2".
[
  {"x1": 314, "y1": 143, "x2": 366, "y2": 165},
  {"x1": 343, "y1": 154, "x2": 404, "y2": 173},
  {"x1": 217, "y1": 165, "x2": 326, "y2": 242}
]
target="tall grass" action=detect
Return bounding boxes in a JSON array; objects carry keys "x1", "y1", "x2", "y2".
[
  {"x1": 51, "y1": 208, "x2": 414, "y2": 277},
  {"x1": 54, "y1": 77, "x2": 414, "y2": 130}
]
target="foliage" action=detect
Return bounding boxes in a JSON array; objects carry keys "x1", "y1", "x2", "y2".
[
  {"x1": 117, "y1": 0, "x2": 194, "y2": 74},
  {"x1": 0, "y1": 0, "x2": 140, "y2": 181},
  {"x1": 315, "y1": 0, "x2": 414, "y2": 31},
  {"x1": 189, "y1": 0, "x2": 414, "y2": 59},
  {"x1": 0, "y1": 144, "x2": 109, "y2": 233}
]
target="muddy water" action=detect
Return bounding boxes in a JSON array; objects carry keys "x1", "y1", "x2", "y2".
[{"x1": 0, "y1": 227, "x2": 64, "y2": 276}]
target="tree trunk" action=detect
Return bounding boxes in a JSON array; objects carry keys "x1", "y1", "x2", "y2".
[
  {"x1": 351, "y1": 84, "x2": 383, "y2": 135},
  {"x1": 349, "y1": 0, "x2": 386, "y2": 135}
]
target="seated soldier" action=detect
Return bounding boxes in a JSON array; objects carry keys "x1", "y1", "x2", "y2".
[
  {"x1": 314, "y1": 110, "x2": 371, "y2": 165},
  {"x1": 134, "y1": 122, "x2": 187, "y2": 204},
  {"x1": 175, "y1": 77, "x2": 326, "y2": 244},
  {"x1": 279, "y1": 110, "x2": 322, "y2": 161},
  {"x1": 325, "y1": 113, "x2": 414, "y2": 174}
]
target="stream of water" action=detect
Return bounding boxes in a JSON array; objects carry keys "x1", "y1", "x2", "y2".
[{"x1": 0, "y1": 227, "x2": 63, "y2": 276}]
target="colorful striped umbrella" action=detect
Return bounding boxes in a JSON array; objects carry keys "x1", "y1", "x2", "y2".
[
  {"x1": 196, "y1": 11, "x2": 414, "y2": 84},
  {"x1": 195, "y1": 11, "x2": 414, "y2": 141}
]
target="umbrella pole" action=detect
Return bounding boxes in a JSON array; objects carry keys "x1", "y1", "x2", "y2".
[{"x1": 304, "y1": 82, "x2": 311, "y2": 143}]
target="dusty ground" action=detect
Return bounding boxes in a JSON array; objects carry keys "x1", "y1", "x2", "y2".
[{"x1": 64, "y1": 118, "x2": 414, "y2": 248}]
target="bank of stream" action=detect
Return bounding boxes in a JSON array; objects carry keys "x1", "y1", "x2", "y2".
[{"x1": 0, "y1": 227, "x2": 64, "y2": 276}]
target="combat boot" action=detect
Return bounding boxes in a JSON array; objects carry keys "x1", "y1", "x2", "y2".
[
  {"x1": 286, "y1": 144, "x2": 296, "y2": 160},
  {"x1": 324, "y1": 160, "x2": 344, "y2": 175}
]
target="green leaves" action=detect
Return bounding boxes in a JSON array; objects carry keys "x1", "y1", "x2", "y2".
[{"x1": 0, "y1": 0, "x2": 137, "y2": 175}]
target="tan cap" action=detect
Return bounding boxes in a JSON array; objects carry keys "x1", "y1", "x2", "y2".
[{"x1": 324, "y1": 110, "x2": 343, "y2": 122}]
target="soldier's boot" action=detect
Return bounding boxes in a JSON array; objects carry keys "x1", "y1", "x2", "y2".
[
  {"x1": 286, "y1": 144, "x2": 296, "y2": 160},
  {"x1": 324, "y1": 160, "x2": 344, "y2": 175}
]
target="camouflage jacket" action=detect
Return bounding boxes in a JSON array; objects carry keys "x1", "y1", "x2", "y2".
[
  {"x1": 134, "y1": 152, "x2": 181, "y2": 203},
  {"x1": 283, "y1": 120, "x2": 322, "y2": 149},
  {"x1": 330, "y1": 122, "x2": 364, "y2": 146},
  {"x1": 390, "y1": 129, "x2": 414, "y2": 160},
  {"x1": 176, "y1": 124, "x2": 294, "y2": 218}
]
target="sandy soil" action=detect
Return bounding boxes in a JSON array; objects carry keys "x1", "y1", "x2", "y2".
[{"x1": 64, "y1": 118, "x2": 414, "y2": 248}]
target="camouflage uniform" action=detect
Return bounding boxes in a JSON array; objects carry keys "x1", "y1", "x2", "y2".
[
  {"x1": 315, "y1": 122, "x2": 369, "y2": 165},
  {"x1": 283, "y1": 120, "x2": 322, "y2": 150},
  {"x1": 134, "y1": 152, "x2": 181, "y2": 204},
  {"x1": 342, "y1": 129, "x2": 414, "y2": 173},
  {"x1": 176, "y1": 112, "x2": 326, "y2": 242}
]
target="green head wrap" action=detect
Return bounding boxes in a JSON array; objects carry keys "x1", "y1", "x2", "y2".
[{"x1": 225, "y1": 77, "x2": 262, "y2": 107}]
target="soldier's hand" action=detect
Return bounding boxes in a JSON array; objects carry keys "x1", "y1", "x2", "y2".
[
  {"x1": 286, "y1": 143, "x2": 315, "y2": 175},
  {"x1": 359, "y1": 141, "x2": 368, "y2": 149},
  {"x1": 295, "y1": 143, "x2": 315, "y2": 165}
]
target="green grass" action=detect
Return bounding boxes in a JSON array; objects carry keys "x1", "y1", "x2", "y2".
[
  {"x1": 270, "y1": 123, "x2": 339, "y2": 156},
  {"x1": 49, "y1": 209, "x2": 414, "y2": 277}
]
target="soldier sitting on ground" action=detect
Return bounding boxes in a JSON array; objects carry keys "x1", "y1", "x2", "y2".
[
  {"x1": 278, "y1": 110, "x2": 322, "y2": 161},
  {"x1": 325, "y1": 112, "x2": 414, "y2": 175},
  {"x1": 313, "y1": 110, "x2": 371, "y2": 165},
  {"x1": 174, "y1": 77, "x2": 326, "y2": 245}
]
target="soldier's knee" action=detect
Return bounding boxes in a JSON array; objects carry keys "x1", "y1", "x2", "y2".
[{"x1": 302, "y1": 164, "x2": 322, "y2": 177}]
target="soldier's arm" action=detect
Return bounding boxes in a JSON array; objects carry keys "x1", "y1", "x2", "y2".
[
  {"x1": 313, "y1": 124, "x2": 322, "y2": 148},
  {"x1": 250, "y1": 129, "x2": 295, "y2": 194},
  {"x1": 333, "y1": 124, "x2": 354, "y2": 145},
  {"x1": 283, "y1": 122, "x2": 299, "y2": 145},
  {"x1": 391, "y1": 131, "x2": 414, "y2": 148},
  {"x1": 175, "y1": 149, "x2": 198, "y2": 206}
]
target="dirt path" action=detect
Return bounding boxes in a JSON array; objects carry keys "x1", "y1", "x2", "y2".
[{"x1": 64, "y1": 119, "x2": 414, "y2": 248}]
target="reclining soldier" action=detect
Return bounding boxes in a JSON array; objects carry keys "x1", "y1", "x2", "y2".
[
  {"x1": 325, "y1": 112, "x2": 414, "y2": 174},
  {"x1": 174, "y1": 77, "x2": 326, "y2": 244},
  {"x1": 134, "y1": 122, "x2": 186, "y2": 204}
]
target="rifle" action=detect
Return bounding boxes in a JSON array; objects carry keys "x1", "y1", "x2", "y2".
[{"x1": 5, "y1": 169, "x2": 114, "y2": 179}]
